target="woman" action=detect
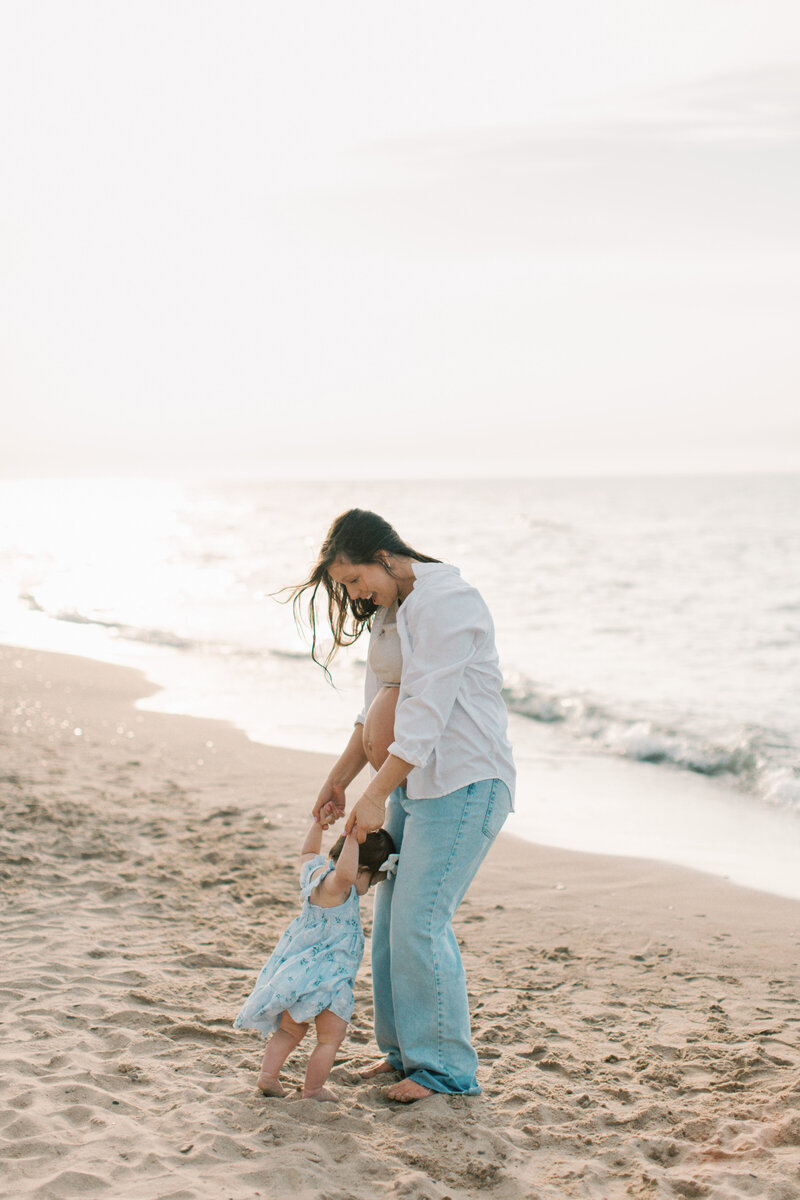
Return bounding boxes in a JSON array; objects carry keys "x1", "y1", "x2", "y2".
[{"x1": 291, "y1": 509, "x2": 516, "y2": 1103}]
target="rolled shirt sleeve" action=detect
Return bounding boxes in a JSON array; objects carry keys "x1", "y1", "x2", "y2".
[{"x1": 388, "y1": 590, "x2": 480, "y2": 769}]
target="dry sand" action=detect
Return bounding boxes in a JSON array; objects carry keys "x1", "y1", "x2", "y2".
[{"x1": 1, "y1": 644, "x2": 799, "y2": 1200}]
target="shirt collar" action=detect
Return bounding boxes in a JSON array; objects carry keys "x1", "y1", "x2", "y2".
[{"x1": 410, "y1": 561, "x2": 460, "y2": 583}]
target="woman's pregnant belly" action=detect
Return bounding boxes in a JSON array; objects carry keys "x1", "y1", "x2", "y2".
[{"x1": 362, "y1": 686, "x2": 400, "y2": 771}]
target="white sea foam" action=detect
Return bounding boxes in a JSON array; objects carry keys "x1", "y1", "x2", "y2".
[
  {"x1": 502, "y1": 669, "x2": 797, "y2": 811},
  {"x1": 761, "y1": 768, "x2": 800, "y2": 812}
]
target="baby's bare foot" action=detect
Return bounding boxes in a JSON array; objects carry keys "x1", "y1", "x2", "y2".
[
  {"x1": 358, "y1": 1059, "x2": 396, "y2": 1079},
  {"x1": 257, "y1": 1074, "x2": 286, "y2": 1097},
  {"x1": 303, "y1": 1086, "x2": 338, "y2": 1102}
]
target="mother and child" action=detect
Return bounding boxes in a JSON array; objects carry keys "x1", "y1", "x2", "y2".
[{"x1": 234, "y1": 509, "x2": 516, "y2": 1103}]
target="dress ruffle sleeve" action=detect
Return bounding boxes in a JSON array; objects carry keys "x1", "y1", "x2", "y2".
[{"x1": 299, "y1": 854, "x2": 333, "y2": 900}]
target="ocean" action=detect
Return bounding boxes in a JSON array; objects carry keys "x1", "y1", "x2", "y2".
[{"x1": 2, "y1": 473, "x2": 799, "y2": 896}]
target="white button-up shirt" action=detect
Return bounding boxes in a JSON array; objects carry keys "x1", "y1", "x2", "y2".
[{"x1": 356, "y1": 562, "x2": 516, "y2": 802}]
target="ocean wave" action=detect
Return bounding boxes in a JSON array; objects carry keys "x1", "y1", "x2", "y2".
[
  {"x1": 111, "y1": 625, "x2": 196, "y2": 650},
  {"x1": 760, "y1": 769, "x2": 800, "y2": 811},
  {"x1": 600, "y1": 720, "x2": 757, "y2": 777},
  {"x1": 59, "y1": 611, "x2": 196, "y2": 650},
  {"x1": 502, "y1": 673, "x2": 799, "y2": 812},
  {"x1": 21, "y1": 593, "x2": 197, "y2": 651},
  {"x1": 19, "y1": 592, "x2": 328, "y2": 665},
  {"x1": 19, "y1": 592, "x2": 45, "y2": 613}
]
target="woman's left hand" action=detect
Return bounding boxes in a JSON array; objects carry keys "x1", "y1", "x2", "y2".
[
  {"x1": 344, "y1": 794, "x2": 386, "y2": 843},
  {"x1": 343, "y1": 754, "x2": 412, "y2": 841}
]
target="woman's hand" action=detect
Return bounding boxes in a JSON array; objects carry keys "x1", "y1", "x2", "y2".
[
  {"x1": 342, "y1": 754, "x2": 412, "y2": 842},
  {"x1": 313, "y1": 782, "x2": 346, "y2": 829},
  {"x1": 344, "y1": 793, "x2": 387, "y2": 843}
]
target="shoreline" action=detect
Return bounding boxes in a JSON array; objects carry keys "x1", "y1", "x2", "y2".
[
  {"x1": 2, "y1": 643, "x2": 800, "y2": 1200},
  {"x1": 6, "y1": 609, "x2": 800, "y2": 902}
]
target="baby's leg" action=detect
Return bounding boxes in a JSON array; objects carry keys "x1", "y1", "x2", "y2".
[
  {"x1": 303, "y1": 1010, "x2": 348, "y2": 1101},
  {"x1": 258, "y1": 1011, "x2": 309, "y2": 1096}
]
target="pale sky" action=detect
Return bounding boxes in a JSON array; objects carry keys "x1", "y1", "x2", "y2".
[{"x1": 2, "y1": 1, "x2": 799, "y2": 479}]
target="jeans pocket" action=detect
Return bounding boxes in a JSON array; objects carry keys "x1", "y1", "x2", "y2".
[{"x1": 482, "y1": 780, "x2": 511, "y2": 840}]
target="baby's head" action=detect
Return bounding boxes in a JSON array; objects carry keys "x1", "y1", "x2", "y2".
[{"x1": 329, "y1": 828, "x2": 396, "y2": 893}]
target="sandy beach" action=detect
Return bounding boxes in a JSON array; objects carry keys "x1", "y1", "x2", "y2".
[{"x1": 2, "y1": 643, "x2": 799, "y2": 1200}]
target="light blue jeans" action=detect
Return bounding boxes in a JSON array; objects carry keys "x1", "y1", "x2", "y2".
[{"x1": 371, "y1": 778, "x2": 512, "y2": 1094}]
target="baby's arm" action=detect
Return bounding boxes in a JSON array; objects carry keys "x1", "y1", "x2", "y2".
[
  {"x1": 299, "y1": 819, "x2": 323, "y2": 866},
  {"x1": 316, "y1": 828, "x2": 360, "y2": 904}
]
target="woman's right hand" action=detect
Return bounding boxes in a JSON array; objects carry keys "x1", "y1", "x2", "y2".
[{"x1": 313, "y1": 782, "x2": 346, "y2": 829}]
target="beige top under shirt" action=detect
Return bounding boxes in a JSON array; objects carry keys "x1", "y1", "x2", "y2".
[{"x1": 367, "y1": 602, "x2": 402, "y2": 686}]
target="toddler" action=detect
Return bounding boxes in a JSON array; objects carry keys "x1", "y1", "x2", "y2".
[{"x1": 234, "y1": 817, "x2": 396, "y2": 1101}]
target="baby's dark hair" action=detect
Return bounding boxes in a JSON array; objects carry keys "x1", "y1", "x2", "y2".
[{"x1": 329, "y1": 828, "x2": 396, "y2": 881}]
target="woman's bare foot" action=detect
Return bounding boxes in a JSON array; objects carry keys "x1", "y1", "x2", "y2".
[
  {"x1": 385, "y1": 1079, "x2": 434, "y2": 1103},
  {"x1": 257, "y1": 1074, "x2": 286, "y2": 1097},
  {"x1": 359, "y1": 1059, "x2": 397, "y2": 1079},
  {"x1": 303, "y1": 1086, "x2": 338, "y2": 1102}
]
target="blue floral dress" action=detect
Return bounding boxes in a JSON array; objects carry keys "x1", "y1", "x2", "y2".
[{"x1": 234, "y1": 855, "x2": 365, "y2": 1035}]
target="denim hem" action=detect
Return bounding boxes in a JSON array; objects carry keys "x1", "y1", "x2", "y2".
[{"x1": 406, "y1": 1069, "x2": 481, "y2": 1096}]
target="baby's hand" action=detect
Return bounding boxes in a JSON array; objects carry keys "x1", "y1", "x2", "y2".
[
  {"x1": 314, "y1": 782, "x2": 346, "y2": 829},
  {"x1": 319, "y1": 800, "x2": 341, "y2": 827}
]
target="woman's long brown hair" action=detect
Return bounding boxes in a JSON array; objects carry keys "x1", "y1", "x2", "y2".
[{"x1": 286, "y1": 508, "x2": 440, "y2": 679}]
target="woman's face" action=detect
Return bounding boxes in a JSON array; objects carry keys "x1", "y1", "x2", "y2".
[{"x1": 328, "y1": 556, "x2": 397, "y2": 608}]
